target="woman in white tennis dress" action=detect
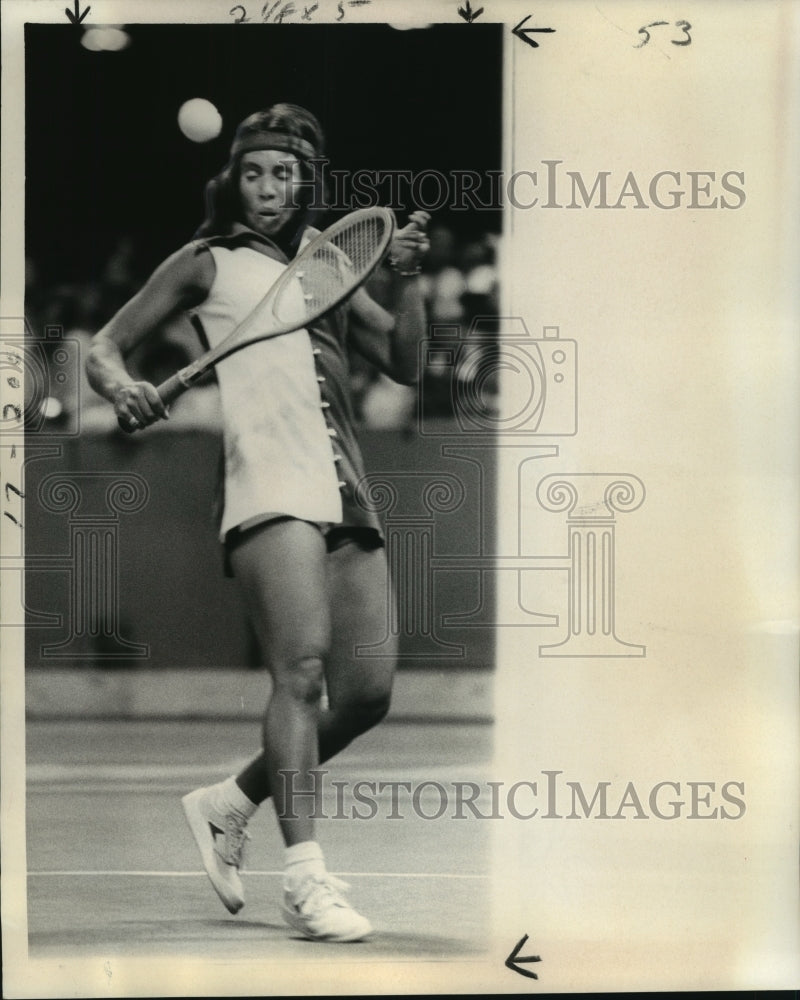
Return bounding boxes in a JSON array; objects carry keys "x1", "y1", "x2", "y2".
[{"x1": 87, "y1": 104, "x2": 429, "y2": 941}]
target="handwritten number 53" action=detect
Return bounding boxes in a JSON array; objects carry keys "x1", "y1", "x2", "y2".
[{"x1": 635, "y1": 19, "x2": 692, "y2": 48}]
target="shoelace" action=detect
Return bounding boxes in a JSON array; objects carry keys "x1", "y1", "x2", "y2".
[
  {"x1": 294, "y1": 874, "x2": 351, "y2": 912},
  {"x1": 222, "y1": 815, "x2": 250, "y2": 869}
]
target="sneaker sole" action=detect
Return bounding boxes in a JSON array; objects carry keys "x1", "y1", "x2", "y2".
[
  {"x1": 280, "y1": 901, "x2": 373, "y2": 943},
  {"x1": 182, "y1": 789, "x2": 244, "y2": 915}
]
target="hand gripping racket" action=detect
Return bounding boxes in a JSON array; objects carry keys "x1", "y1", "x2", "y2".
[{"x1": 120, "y1": 206, "x2": 395, "y2": 432}]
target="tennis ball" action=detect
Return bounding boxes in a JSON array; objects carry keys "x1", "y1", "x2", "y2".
[{"x1": 177, "y1": 99, "x2": 222, "y2": 143}]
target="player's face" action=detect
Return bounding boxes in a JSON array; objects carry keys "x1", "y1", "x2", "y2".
[{"x1": 239, "y1": 150, "x2": 304, "y2": 237}]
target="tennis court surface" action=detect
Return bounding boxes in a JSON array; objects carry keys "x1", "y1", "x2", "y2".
[{"x1": 26, "y1": 719, "x2": 492, "y2": 967}]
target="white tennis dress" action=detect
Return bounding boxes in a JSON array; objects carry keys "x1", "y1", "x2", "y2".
[{"x1": 191, "y1": 244, "x2": 344, "y2": 538}]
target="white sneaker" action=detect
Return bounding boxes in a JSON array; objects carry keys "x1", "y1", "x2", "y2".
[
  {"x1": 281, "y1": 874, "x2": 372, "y2": 942},
  {"x1": 182, "y1": 786, "x2": 250, "y2": 914}
]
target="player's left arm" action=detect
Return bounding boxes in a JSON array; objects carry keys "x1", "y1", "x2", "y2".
[{"x1": 348, "y1": 210, "x2": 430, "y2": 386}]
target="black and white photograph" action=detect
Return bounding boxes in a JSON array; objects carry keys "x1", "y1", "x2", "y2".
[
  {"x1": 18, "y1": 8, "x2": 505, "y2": 985},
  {"x1": 2, "y1": 1, "x2": 799, "y2": 996}
]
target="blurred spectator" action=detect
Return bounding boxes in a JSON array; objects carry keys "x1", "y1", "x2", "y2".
[
  {"x1": 416, "y1": 229, "x2": 500, "y2": 428},
  {"x1": 419, "y1": 225, "x2": 466, "y2": 324},
  {"x1": 29, "y1": 226, "x2": 500, "y2": 435}
]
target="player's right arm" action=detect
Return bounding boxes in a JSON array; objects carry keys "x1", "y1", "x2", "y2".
[{"x1": 86, "y1": 244, "x2": 214, "y2": 428}]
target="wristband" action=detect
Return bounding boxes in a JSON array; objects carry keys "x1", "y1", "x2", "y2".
[{"x1": 387, "y1": 255, "x2": 422, "y2": 277}]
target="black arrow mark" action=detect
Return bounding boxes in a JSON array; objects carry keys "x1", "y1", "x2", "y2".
[
  {"x1": 512, "y1": 14, "x2": 555, "y2": 48},
  {"x1": 505, "y1": 933, "x2": 542, "y2": 980},
  {"x1": 457, "y1": 0, "x2": 484, "y2": 22},
  {"x1": 65, "y1": 0, "x2": 91, "y2": 24}
]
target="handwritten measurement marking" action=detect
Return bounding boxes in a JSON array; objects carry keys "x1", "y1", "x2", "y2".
[
  {"x1": 230, "y1": 0, "x2": 370, "y2": 22},
  {"x1": 65, "y1": 0, "x2": 91, "y2": 24},
  {"x1": 505, "y1": 933, "x2": 542, "y2": 980},
  {"x1": 458, "y1": 0, "x2": 484, "y2": 22},
  {"x1": 1, "y1": 349, "x2": 24, "y2": 529},
  {"x1": 512, "y1": 14, "x2": 556, "y2": 49},
  {"x1": 635, "y1": 19, "x2": 692, "y2": 48},
  {"x1": 3, "y1": 464, "x2": 23, "y2": 529}
]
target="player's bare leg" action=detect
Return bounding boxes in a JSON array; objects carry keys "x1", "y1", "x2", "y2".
[
  {"x1": 185, "y1": 518, "x2": 371, "y2": 939},
  {"x1": 234, "y1": 538, "x2": 396, "y2": 799},
  {"x1": 230, "y1": 519, "x2": 330, "y2": 845}
]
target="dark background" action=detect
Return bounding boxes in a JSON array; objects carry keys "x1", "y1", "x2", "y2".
[
  {"x1": 26, "y1": 22, "x2": 503, "y2": 285},
  {"x1": 23, "y1": 23, "x2": 502, "y2": 674}
]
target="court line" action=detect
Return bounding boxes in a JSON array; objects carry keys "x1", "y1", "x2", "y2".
[
  {"x1": 28, "y1": 870, "x2": 488, "y2": 879},
  {"x1": 28, "y1": 762, "x2": 489, "y2": 782},
  {"x1": 27, "y1": 763, "x2": 252, "y2": 781}
]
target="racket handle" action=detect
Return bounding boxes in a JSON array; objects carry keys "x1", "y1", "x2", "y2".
[
  {"x1": 156, "y1": 372, "x2": 191, "y2": 407},
  {"x1": 116, "y1": 372, "x2": 191, "y2": 434},
  {"x1": 117, "y1": 415, "x2": 138, "y2": 434}
]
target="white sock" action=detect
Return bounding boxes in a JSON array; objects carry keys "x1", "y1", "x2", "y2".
[
  {"x1": 284, "y1": 841, "x2": 325, "y2": 893},
  {"x1": 215, "y1": 776, "x2": 258, "y2": 820}
]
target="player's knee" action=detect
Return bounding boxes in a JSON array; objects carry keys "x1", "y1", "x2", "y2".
[{"x1": 276, "y1": 655, "x2": 326, "y2": 706}]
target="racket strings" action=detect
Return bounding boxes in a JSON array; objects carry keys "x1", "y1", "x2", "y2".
[{"x1": 273, "y1": 214, "x2": 390, "y2": 326}]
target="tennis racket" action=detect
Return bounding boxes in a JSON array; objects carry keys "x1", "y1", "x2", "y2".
[{"x1": 120, "y1": 206, "x2": 395, "y2": 432}]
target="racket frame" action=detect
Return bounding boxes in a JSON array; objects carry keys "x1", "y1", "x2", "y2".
[{"x1": 170, "y1": 206, "x2": 395, "y2": 391}]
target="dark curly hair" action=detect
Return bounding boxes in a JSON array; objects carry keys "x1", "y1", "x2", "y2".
[{"x1": 194, "y1": 104, "x2": 327, "y2": 256}]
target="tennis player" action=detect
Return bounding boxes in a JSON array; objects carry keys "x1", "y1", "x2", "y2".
[{"x1": 86, "y1": 104, "x2": 430, "y2": 942}]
